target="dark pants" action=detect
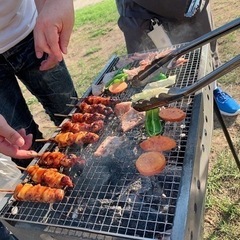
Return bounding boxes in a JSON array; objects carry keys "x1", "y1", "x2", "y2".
[
  {"x1": 0, "y1": 32, "x2": 78, "y2": 166},
  {"x1": 116, "y1": 0, "x2": 219, "y2": 67},
  {"x1": 0, "y1": 222, "x2": 18, "y2": 240}
]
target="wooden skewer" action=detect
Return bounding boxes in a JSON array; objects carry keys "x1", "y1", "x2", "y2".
[
  {"x1": 66, "y1": 104, "x2": 75, "y2": 107},
  {"x1": 42, "y1": 126, "x2": 60, "y2": 129},
  {"x1": 16, "y1": 166, "x2": 27, "y2": 171},
  {"x1": 0, "y1": 189, "x2": 14, "y2": 193},
  {"x1": 54, "y1": 113, "x2": 70, "y2": 117},
  {"x1": 70, "y1": 97, "x2": 78, "y2": 100},
  {"x1": 35, "y1": 138, "x2": 50, "y2": 143}
]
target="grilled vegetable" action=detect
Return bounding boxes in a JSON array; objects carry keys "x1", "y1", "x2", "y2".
[
  {"x1": 145, "y1": 108, "x2": 164, "y2": 136},
  {"x1": 109, "y1": 81, "x2": 128, "y2": 94},
  {"x1": 105, "y1": 72, "x2": 128, "y2": 89},
  {"x1": 152, "y1": 72, "x2": 167, "y2": 81}
]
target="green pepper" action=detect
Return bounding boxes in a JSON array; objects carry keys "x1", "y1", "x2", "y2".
[
  {"x1": 152, "y1": 72, "x2": 167, "y2": 82},
  {"x1": 145, "y1": 108, "x2": 164, "y2": 136},
  {"x1": 105, "y1": 72, "x2": 128, "y2": 89}
]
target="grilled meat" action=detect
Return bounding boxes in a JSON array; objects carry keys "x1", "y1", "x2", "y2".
[
  {"x1": 61, "y1": 120, "x2": 104, "y2": 133},
  {"x1": 27, "y1": 165, "x2": 73, "y2": 188},
  {"x1": 53, "y1": 131, "x2": 99, "y2": 147},
  {"x1": 38, "y1": 152, "x2": 81, "y2": 169},
  {"x1": 77, "y1": 102, "x2": 113, "y2": 116},
  {"x1": 83, "y1": 96, "x2": 114, "y2": 106},
  {"x1": 71, "y1": 112, "x2": 106, "y2": 123},
  {"x1": 14, "y1": 183, "x2": 64, "y2": 203},
  {"x1": 114, "y1": 102, "x2": 145, "y2": 132}
]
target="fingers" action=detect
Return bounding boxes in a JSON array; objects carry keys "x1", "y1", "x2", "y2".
[
  {"x1": 0, "y1": 115, "x2": 25, "y2": 148},
  {"x1": 17, "y1": 129, "x2": 33, "y2": 150},
  {"x1": 34, "y1": 23, "x2": 63, "y2": 62},
  {"x1": 0, "y1": 136, "x2": 37, "y2": 159},
  {"x1": 39, "y1": 54, "x2": 59, "y2": 71},
  {"x1": 0, "y1": 116, "x2": 36, "y2": 159},
  {"x1": 33, "y1": 0, "x2": 74, "y2": 63}
]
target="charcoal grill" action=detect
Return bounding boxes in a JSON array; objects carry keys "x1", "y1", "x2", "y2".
[{"x1": 0, "y1": 43, "x2": 215, "y2": 240}]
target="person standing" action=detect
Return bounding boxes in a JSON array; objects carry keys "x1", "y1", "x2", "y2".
[
  {"x1": 0, "y1": 0, "x2": 78, "y2": 168},
  {"x1": 115, "y1": 0, "x2": 240, "y2": 116}
]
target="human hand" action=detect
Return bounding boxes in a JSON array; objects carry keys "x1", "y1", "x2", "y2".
[
  {"x1": 0, "y1": 115, "x2": 37, "y2": 159},
  {"x1": 34, "y1": 0, "x2": 74, "y2": 70}
]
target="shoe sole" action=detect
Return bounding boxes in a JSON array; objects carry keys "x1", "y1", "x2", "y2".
[{"x1": 220, "y1": 109, "x2": 240, "y2": 116}]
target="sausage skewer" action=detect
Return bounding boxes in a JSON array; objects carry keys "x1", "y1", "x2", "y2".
[
  {"x1": 36, "y1": 131, "x2": 99, "y2": 147},
  {"x1": 14, "y1": 183, "x2": 65, "y2": 203},
  {"x1": 17, "y1": 165, "x2": 73, "y2": 189},
  {"x1": 37, "y1": 152, "x2": 84, "y2": 169},
  {"x1": 0, "y1": 184, "x2": 65, "y2": 203},
  {"x1": 54, "y1": 112, "x2": 106, "y2": 123},
  {"x1": 61, "y1": 120, "x2": 104, "y2": 133},
  {"x1": 70, "y1": 95, "x2": 116, "y2": 106}
]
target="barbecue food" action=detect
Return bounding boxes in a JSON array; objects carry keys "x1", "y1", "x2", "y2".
[
  {"x1": 77, "y1": 102, "x2": 113, "y2": 116},
  {"x1": 136, "y1": 151, "x2": 166, "y2": 176},
  {"x1": 124, "y1": 49, "x2": 172, "y2": 80},
  {"x1": 94, "y1": 136, "x2": 125, "y2": 157},
  {"x1": 61, "y1": 120, "x2": 104, "y2": 133},
  {"x1": 114, "y1": 102, "x2": 145, "y2": 132},
  {"x1": 38, "y1": 152, "x2": 82, "y2": 168},
  {"x1": 14, "y1": 183, "x2": 64, "y2": 203},
  {"x1": 83, "y1": 96, "x2": 114, "y2": 106},
  {"x1": 159, "y1": 107, "x2": 186, "y2": 122},
  {"x1": 140, "y1": 135, "x2": 176, "y2": 152},
  {"x1": 71, "y1": 112, "x2": 106, "y2": 123},
  {"x1": 109, "y1": 81, "x2": 128, "y2": 94},
  {"x1": 27, "y1": 165, "x2": 73, "y2": 188},
  {"x1": 53, "y1": 131, "x2": 99, "y2": 147}
]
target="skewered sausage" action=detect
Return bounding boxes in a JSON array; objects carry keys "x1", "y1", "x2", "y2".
[
  {"x1": 71, "y1": 112, "x2": 106, "y2": 123},
  {"x1": 83, "y1": 96, "x2": 114, "y2": 106},
  {"x1": 14, "y1": 183, "x2": 64, "y2": 203},
  {"x1": 27, "y1": 165, "x2": 73, "y2": 188},
  {"x1": 38, "y1": 152, "x2": 81, "y2": 169},
  {"x1": 77, "y1": 102, "x2": 113, "y2": 116},
  {"x1": 53, "y1": 131, "x2": 99, "y2": 147},
  {"x1": 61, "y1": 120, "x2": 104, "y2": 133}
]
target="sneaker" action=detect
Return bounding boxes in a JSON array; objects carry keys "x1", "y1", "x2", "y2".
[{"x1": 213, "y1": 87, "x2": 240, "y2": 116}]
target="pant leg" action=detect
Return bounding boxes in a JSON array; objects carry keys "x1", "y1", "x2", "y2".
[
  {"x1": 118, "y1": 16, "x2": 156, "y2": 54},
  {"x1": 3, "y1": 32, "x2": 78, "y2": 127},
  {"x1": 163, "y1": 3, "x2": 220, "y2": 67},
  {"x1": 0, "y1": 55, "x2": 43, "y2": 167},
  {"x1": 0, "y1": 221, "x2": 18, "y2": 240}
]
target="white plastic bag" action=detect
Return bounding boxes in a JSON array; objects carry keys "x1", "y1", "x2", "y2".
[{"x1": 0, "y1": 156, "x2": 22, "y2": 202}]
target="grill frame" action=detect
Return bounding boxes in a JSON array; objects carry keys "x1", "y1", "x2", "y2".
[{"x1": 0, "y1": 44, "x2": 214, "y2": 240}]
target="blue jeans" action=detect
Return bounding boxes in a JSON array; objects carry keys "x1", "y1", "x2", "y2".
[
  {"x1": 0, "y1": 222, "x2": 18, "y2": 240},
  {"x1": 0, "y1": 32, "x2": 78, "y2": 166}
]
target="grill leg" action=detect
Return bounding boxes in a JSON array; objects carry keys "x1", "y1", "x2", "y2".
[{"x1": 214, "y1": 99, "x2": 240, "y2": 170}]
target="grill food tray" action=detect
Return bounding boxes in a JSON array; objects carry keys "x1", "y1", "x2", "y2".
[{"x1": 0, "y1": 45, "x2": 214, "y2": 240}]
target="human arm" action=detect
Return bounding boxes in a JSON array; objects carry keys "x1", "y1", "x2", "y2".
[
  {"x1": 34, "y1": 0, "x2": 75, "y2": 71},
  {"x1": 0, "y1": 115, "x2": 37, "y2": 159}
]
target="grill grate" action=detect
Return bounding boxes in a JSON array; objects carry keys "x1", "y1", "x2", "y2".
[{"x1": 0, "y1": 48, "x2": 202, "y2": 239}]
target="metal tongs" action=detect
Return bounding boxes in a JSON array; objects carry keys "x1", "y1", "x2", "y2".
[{"x1": 132, "y1": 18, "x2": 240, "y2": 112}]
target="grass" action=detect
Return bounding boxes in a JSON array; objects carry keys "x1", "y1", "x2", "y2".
[{"x1": 74, "y1": 0, "x2": 118, "y2": 29}]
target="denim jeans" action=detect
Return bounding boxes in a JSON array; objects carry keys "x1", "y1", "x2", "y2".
[
  {"x1": 0, "y1": 222, "x2": 18, "y2": 240},
  {"x1": 0, "y1": 32, "x2": 78, "y2": 166}
]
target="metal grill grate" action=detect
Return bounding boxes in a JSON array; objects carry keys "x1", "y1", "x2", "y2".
[{"x1": 0, "y1": 48, "x2": 202, "y2": 240}]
